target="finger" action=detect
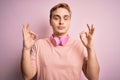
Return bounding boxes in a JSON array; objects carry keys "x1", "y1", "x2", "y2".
[
  {"x1": 87, "y1": 24, "x2": 91, "y2": 33},
  {"x1": 80, "y1": 31, "x2": 85, "y2": 36},
  {"x1": 80, "y1": 32, "x2": 84, "y2": 42},
  {"x1": 22, "y1": 24, "x2": 30, "y2": 39},
  {"x1": 22, "y1": 25, "x2": 24, "y2": 34},
  {"x1": 22, "y1": 25, "x2": 28, "y2": 41},
  {"x1": 91, "y1": 24, "x2": 94, "y2": 31},
  {"x1": 22, "y1": 24, "x2": 26, "y2": 32},
  {"x1": 23, "y1": 24, "x2": 28, "y2": 33},
  {"x1": 90, "y1": 24, "x2": 95, "y2": 35},
  {"x1": 29, "y1": 31, "x2": 38, "y2": 40},
  {"x1": 80, "y1": 31, "x2": 88, "y2": 37},
  {"x1": 26, "y1": 24, "x2": 30, "y2": 32},
  {"x1": 87, "y1": 24, "x2": 95, "y2": 35},
  {"x1": 24, "y1": 24, "x2": 31, "y2": 35},
  {"x1": 22, "y1": 24, "x2": 26, "y2": 37},
  {"x1": 80, "y1": 31, "x2": 86, "y2": 39}
]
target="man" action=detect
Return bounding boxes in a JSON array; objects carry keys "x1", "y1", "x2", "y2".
[{"x1": 21, "y1": 3, "x2": 100, "y2": 80}]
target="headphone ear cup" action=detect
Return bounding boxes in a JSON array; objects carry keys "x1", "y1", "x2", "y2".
[
  {"x1": 50, "y1": 36, "x2": 60, "y2": 46},
  {"x1": 60, "y1": 35, "x2": 69, "y2": 46},
  {"x1": 53, "y1": 37, "x2": 60, "y2": 46}
]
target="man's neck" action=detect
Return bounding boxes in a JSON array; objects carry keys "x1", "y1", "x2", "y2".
[{"x1": 53, "y1": 33, "x2": 68, "y2": 39}]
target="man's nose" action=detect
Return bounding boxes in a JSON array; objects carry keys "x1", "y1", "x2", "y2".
[{"x1": 59, "y1": 18, "x2": 64, "y2": 25}]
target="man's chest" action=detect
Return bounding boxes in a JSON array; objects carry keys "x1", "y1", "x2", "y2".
[{"x1": 38, "y1": 46, "x2": 84, "y2": 68}]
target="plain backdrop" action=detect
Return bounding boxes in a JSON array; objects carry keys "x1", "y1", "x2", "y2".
[{"x1": 0, "y1": 0, "x2": 120, "y2": 80}]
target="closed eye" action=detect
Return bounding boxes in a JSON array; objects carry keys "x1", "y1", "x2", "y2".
[
  {"x1": 53, "y1": 15, "x2": 60, "y2": 20},
  {"x1": 64, "y1": 15, "x2": 70, "y2": 20}
]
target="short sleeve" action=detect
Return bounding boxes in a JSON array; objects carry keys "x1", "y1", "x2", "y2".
[
  {"x1": 83, "y1": 46, "x2": 88, "y2": 61},
  {"x1": 79, "y1": 39, "x2": 88, "y2": 61}
]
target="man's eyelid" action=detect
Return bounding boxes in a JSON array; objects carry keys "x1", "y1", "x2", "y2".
[
  {"x1": 64, "y1": 15, "x2": 70, "y2": 17},
  {"x1": 52, "y1": 14, "x2": 70, "y2": 20},
  {"x1": 64, "y1": 15, "x2": 70, "y2": 19},
  {"x1": 53, "y1": 15, "x2": 60, "y2": 18}
]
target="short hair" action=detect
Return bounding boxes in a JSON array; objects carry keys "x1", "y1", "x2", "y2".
[{"x1": 50, "y1": 3, "x2": 71, "y2": 19}]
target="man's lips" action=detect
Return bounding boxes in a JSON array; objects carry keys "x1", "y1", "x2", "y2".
[{"x1": 57, "y1": 26, "x2": 65, "y2": 30}]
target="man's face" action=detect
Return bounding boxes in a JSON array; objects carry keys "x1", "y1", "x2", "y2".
[{"x1": 50, "y1": 8, "x2": 71, "y2": 36}]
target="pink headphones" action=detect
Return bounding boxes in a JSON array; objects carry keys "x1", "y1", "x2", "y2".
[{"x1": 50, "y1": 34, "x2": 70, "y2": 46}]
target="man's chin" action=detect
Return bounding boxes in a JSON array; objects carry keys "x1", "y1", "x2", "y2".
[{"x1": 54, "y1": 32, "x2": 67, "y2": 36}]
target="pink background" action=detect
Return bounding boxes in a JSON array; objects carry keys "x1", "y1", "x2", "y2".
[{"x1": 0, "y1": 0, "x2": 120, "y2": 80}]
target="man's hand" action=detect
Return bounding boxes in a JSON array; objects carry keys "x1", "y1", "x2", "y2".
[
  {"x1": 80, "y1": 24, "x2": 100, "y2": 80},
  {"x1": 22, "y1": 24, "x2": 38, "y2": 80},
  {"x1": 22, "y1": 24, "x2": 38, "y2": 50},
  {"x1": 80, "y1": 24, "x2": 95, "y2": 49}
]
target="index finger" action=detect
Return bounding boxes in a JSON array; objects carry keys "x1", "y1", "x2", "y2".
[{"x1": 87, "y1": 24, "x2": 90, "y2": 32}]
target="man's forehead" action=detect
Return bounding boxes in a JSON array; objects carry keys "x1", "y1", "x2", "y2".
[{"x1": 52, "y1": 8, "x2": 70, "y2": 16}]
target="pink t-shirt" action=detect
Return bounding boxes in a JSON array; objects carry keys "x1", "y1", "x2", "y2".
[{"x1": 30, "y1": 38, "x2": 88, "y2": 80}]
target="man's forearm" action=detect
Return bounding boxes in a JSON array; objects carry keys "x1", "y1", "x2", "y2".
[
  {"x1": 21, "y1": 48, "x2": 36, "y2": 80},
  {"x1": 86, "y1": 48, "x2": 100, "y2": 80}
]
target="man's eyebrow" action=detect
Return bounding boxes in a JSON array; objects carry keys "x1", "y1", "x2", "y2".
[
  {"x1": 53, "y1": 14, "x2": 70, "y2": 17},
  {"x1": 53, "y1": 14, "x2": 60, "y2": 17},
  {"x1": 64, "y1": 15, "x2": 70, "y2": 17}
]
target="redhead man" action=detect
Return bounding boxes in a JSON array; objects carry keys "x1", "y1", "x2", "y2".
[{"x1": 21, "y1": 3, "x2": 100, "y2": 80}]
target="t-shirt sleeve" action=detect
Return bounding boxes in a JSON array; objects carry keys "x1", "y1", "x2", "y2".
[
  {"x1": 79, "y1": 39, "x2": 88, "y2": 61},
  {"x1": 30, "y1": 44, "x2": 37, "y2": 69}
]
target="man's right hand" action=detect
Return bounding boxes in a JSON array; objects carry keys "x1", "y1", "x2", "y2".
[
  {"x1": 22, "y1": 24, "x2": 38, "y2": 50},
  {"x1": 22, "y1": 24, "x2": 38, "y2": 79}
]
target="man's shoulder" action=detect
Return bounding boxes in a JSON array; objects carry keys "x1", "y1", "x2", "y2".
[
  {"x1": 69, "y1": 38, "x2": 81, "y2": 43},
  {"x1": 68, "y1": 38, "x2": 84, "y2": 47},
  {"x1": 37, "y1": 38, "x2": 49, "y2": 42},
  {"x1": 35, "y1": 38, "x2": 50, "y2": 45}
]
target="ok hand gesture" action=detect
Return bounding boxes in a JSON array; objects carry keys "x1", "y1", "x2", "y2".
[
  {"x1": 80, "y1": 24, "x2": 95, "y2": 49},
  {"x1": 22, "y1": 24, "x2": 38, "y2": 50}
]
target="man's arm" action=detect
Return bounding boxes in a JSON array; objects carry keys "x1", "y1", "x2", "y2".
[
  {"x1": 21, "y1": 48, "x2": 37, "y2": 80},
  {"x1": 80, "y1": 24, "x2": 100, "y2": 80},
  {"x1": 82, "y1": 48, "x2": 100, "y2": 80},
  {"x1": 21, "y1": 24, "x2": 38, "y2": 80}
]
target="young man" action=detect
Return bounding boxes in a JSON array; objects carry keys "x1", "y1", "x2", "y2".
[{"x1": 21, "y1": 3, "x2": 100, "y2": 80}]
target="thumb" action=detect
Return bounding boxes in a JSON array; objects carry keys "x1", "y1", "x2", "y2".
[{"x1": 29, "y1": 31, "x2": 38, "y2": 40}]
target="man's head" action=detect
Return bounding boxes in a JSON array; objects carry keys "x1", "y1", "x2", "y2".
[
  {"x1": 50, "y1": 3, "x2": 71, "y2": 20},
  {"x1": 50, "y1": 3, "x2": 72, "y2": 37}
]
